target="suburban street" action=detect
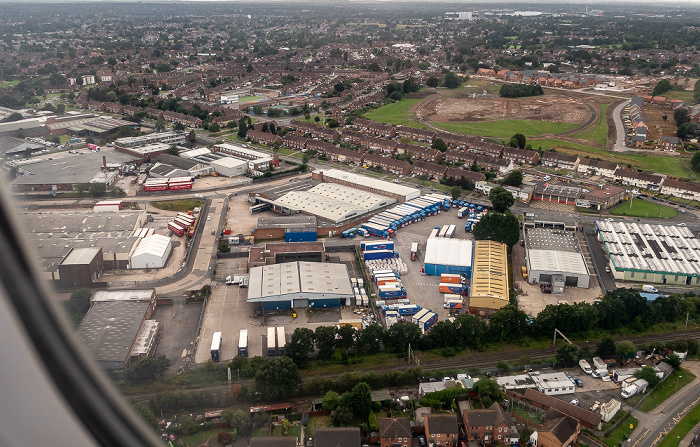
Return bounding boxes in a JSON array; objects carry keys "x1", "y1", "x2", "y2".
[
  {"x1": 629, "y1": 361, "x2": 700, "y2": 447},
  {"x1": 612, "y1": 98, "x2": 631, "y2": 152}
]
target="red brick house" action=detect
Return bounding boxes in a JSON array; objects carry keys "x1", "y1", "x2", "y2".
[
  {"x1": 282, "y1": 134, "x2": 308, "y2": 150},
  {"x1": 342, "y1": 129, "x2": 364, "y2": 145},
  {"x1": 363, "y1": 153, "x2": 411, "y2": 175},
  {"x1": 475, "y1": 155, "x2": 514, "y2": 174},
  {"x1": 397, "y1": 143, "x2": 442, "y2": 163},
  {"x1": 105, "y1": 102, "x2": 124, "y2": 114},
  {"x1": 325, "y1": 146, "x2": 364, "y2": 165},
  {"x1": 461, "y1": 402, "x2": 519, "y2": 444},
  {"x1": 531, "y1": 410, "x2": 580, "y2": 447},
  {"x1": 247, "y1": 130, "x2": 282, "y2": 146},
  {"x1": 413, "y1": 160, "x2": 448, "y2": 179},
  {"x1": 502, "y1": 147, "x2": 540, "y2": 165},
  {"x1": 445, "y1": 167, "x2": 486, "y2": 183},
  {"x1": 434, "y1": 132, "x2": 480, "y2": 150},
  {"x1": 425, "y1": 414, "x2": 458, "y2": 447},
  {"x1": 354, "y1": 118, "x2": 396, "y2": 138},
  {"x1": 305, "y1": 140, "x2": 337, "y2": 154},
  {"x1": 379, "y1": 417, "x2": 412, "y2": 447},
  {"x1": 444, "y1": 149, "x2": 477, "y2": 166},
  {"x1": 396, "y1": 126, "x2": 436, "y2": 143},
  {"x1": 659, "y1": 135, "x2": 679, "y2": 151},
  {"x1": 361, "y1": 136, "x2": 398, "y2": 154},
  {"x1": 541, "y1": 152, "x2": 579, "y2": 171},
  {"x1": 469, "y1": 141, "x2": 504, "y2": 158}
]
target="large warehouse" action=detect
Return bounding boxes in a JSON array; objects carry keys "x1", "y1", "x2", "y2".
[
  {"x1": 525, "y1": 228, "x2": 590, "y2": 292},
  {"x1": 247, "y1": 261, "x2": 354, "y2": 311},
  {"x1": 597, "y1": 221, "x2": 700, "y2": 286},
  {"x1": 312, "y1": 169, "x2": 420, "y2": 202},
  {"x1": 130, "y1": 234, "x2": 172, "y2": 269},
  {"x1": 469, "y1": 240, "x2": 509, "y2": 315},
  {"x1": 423, "y1": 236, "x2": 473, "y2": 276},
  {"x1": 271, "y1": 182, "x2": 396, "y2": 224}
]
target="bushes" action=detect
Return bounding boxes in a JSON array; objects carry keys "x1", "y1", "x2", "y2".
[{"x1": 499, "y1": 83, "x2": 544, "y2": 98}]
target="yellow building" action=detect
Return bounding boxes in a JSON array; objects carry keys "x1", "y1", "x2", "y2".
[{"x1": 469, "y1": 240, "x2": 509, "y2": 315}]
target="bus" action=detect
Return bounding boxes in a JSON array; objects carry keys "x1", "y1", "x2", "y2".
[
  {"x1": 267, "y1": 327, "x2": 276, "y2": 356},
  {"x1": 210, "y1": 332, "x2": 222, "y2": 362},
  {"x1": 238, "y1": 329, "x2": 248, "y2": 357},
  {"x1": 249, "y1": 203, "x2": 270, "y2": 214},
  {"x1": 276, "y1": 326, "x2": 286, "y2": 356}
]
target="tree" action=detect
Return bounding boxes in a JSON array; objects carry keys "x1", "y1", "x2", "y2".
[
  {"x1": 666, "y1": 353, "x2": 681, "y2": 369},
  {"x1": 384, "y1": 322, "x2": 422, "y2": 353},
  {"x1": 451, "y1": 186, "x2": 462, "y2": 200},
  {"x1": 597, "y1": 337, "x2": 617, "y2": 357},
  {"x1": 692, "y1": 151, "x2": 700, "y2": 171},
  {"x1": 237, "y1": 117, "x2": 248, "y2": 138},
  {"x1": 489, "y1": 187, "x2": 515, "y2": 212},
  {"x1": 444, "y1": 71, "x2": 461, "y2": 89},
  {"x1": 74, "y1": 183, "x2": 89, "y2": 197},
  {"x1": 333, "y1": 406, "x2": 354, "y2": 426},
  {"x1": 652, "y1": 79, "x2": 672, "y2": 96},
  {"x1": 209, "y1": 123, "x2": 220, "y2": 133},
  {"x1": 168, "y1": 144, "x2": 179, "y2": 156},
  {"x1": 217, "y1": 242, "x2": 230, "y2": 253},
  {"x1": 473, "y1": 378, "x2": 502, "y2": 406},
  {"x1": 315, "y1": 325, "x2": 337, "y2": 360},
  {"x1": 188, "y1": 130, "x2": 196, "y2": 145},
  {"x1": 132, "y1": 402, "x2": 159, "y2": 430},
  {"x1": 616, "y1": 340, "x2": 637, "y2": 359},
  {"x1": 125, "y1": 355, "x2": 171, "y2": 385},
  {"x1": 173, "y1": 122, "x2": 185, "y2": 131},
  {"x1": 285, "y1": 327, "x2": 315, "y2": 368},
  {"x1": 512, "y1": 133, "x2": 526, "y2": 149},
  {"x1": 322, "y1": 391, "x2": 340, "y2": 411},
  {"x1": 674, "y1": 108, "x2": 690, "y2": 127},
  {"x1": 508, "y1": 137, "x2": 519, "y2": 148},
  {"x1": 55, "y1": 103, "x2": 65, "y2": 114},
  {"x1": 357, "y1": 324, "x2": 384, "y2": 355},
  {"x1": 472, "y1": 211, "x2": 520, "y2": 248},
  {"x1": 431, "y1": 137, "x2": 447, "y2": 152},
  {"x1": 154, "y1": 119, "x2": 166, "y2": 132},
  {"x1": 349, "y1": 382, "x2": 372, "y2": 422},
  {"x1": 4, "y1": 112, "x2": 23, "y2": 122},
  {"x1": 64, "y1": 288, "x2": 92, "y2": 326},
  {"x1": 488, "y1": 305, "x2": 528, "y2": 342},
  {"x1": 336, "y1": 325, "x2": 356, "y2": 353},
  {"x1": 426, "y1": 76, "x2": 440, "y2": 88},
  {"x1": 634, "y1": 366, "x2": 660, "y2": 387},
  {"x1": 677, "y1": 123, "x2": 688, "y2": 140},
  {"x1": 556, "y1": 344, "x2": 580, "y2": 367},
  {"x1": 502, "y1": 170, "x2": 523, "y2": 187},
  {"x1": 254, "y1": 356, "x2": 301, "y2": 400},
  {"x1": 497, "y1": 360, "x2": 510, "y2": 372}
]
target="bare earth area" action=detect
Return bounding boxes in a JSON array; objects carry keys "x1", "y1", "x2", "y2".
[{"x1": 416, "y1": 92, "x2": 597, "y2": 124}]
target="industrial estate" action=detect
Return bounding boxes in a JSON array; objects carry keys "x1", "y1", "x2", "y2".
[{"x1": 2, "y1": 2, "x2": 700, "y2": 447}]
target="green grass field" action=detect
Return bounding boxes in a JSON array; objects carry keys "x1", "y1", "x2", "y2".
[
  {"x1": 663, "y1": 89, "x2": 696, "y2": 104},
  {"x1": 365, "y1": 98, "x2": 427, "y2": 128},
  {"x1": 273, "y1": 425, "x2": 302, "y2": 441},
  {"x1": 433, "y1": 120, "x2": 577, "y2": 139},
  {"x1": 150, "y1": 199, "x2": 204, "y2": 212},
  {"x1": 639, "y1": 369, "x2": 695, "y2": 412},
  {"x1": 657, "y1": 403, "x2": 700, "y2": 447},
  {"x1": 570, "y1": 103, "x2": 610, "y2": 147},
  {"x1": 238, "y1": 95, "x2": 266, "y2": 102},
  {"x1": 610, "y1": 198, "x2": 678, "y2": 218},
  {"x1": 602, "y1": 415, "x2": 638, "y2": 447}
]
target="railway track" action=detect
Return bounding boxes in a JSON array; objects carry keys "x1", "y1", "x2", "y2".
[{"x1": 124, "y1": 329, "x2": 700, "y2": 404}]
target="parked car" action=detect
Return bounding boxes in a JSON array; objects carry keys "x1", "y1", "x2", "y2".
[
  {"x1": 574, "y1": 379, "x2": 583, "y2": 388},
  {"x1": 570, "y1": 399, "x2": 580, "y2": 406},
  {"x1": 605, "y1": 266, "x2": 611, "y2": 273}
]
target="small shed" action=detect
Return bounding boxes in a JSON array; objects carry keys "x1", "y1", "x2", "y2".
[{"x1": 130, "y1": 234, "x2": 172, "y2": 269}]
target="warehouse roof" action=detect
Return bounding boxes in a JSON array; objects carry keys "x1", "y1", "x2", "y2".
[
  {"x1": 525, "y1": 228, "x2": 581, "y2": 252},
  {"x1": 247, "y1": 261, "x2": 353, "y2": 301},
  {"x1": 76, "y1": 301, "x2": 150, "y2": 369},
  {"x1": 131, "y1": 234, "x2": 171, "y2": 258},
  {"x1": 12, "y1": 149, "x2": 138, "y2": 185},
  {"x1": 257, "y1": 215, "x2": 317, "y2": 230},
  {"x1": 597, "y1": 221, "x2": 700, "y2": 276},
  {"x1": 272, "y1": 183, "x2": 395, "y2": 223},
  {"x1": 316, "y1": 169, "x2": 420, "y2": 201},
  {"x1": 209, "y1": 156, "x2": 249, "y2": 169},
  {"x1": 61, "y1": 247, "x2": 101, "y2": 265},
  {"x1": 528, "y1": 249, "x2": 589, "y2": 275},
  {"x1": 470, "y1": 240, "x2": 508, "y2": 302},
  {"x1": 91, "y1": 289, "x2": 155, "y2": 303},
  {"x1": 424, "y1": 236, "x2": 473, "y2": 268}
]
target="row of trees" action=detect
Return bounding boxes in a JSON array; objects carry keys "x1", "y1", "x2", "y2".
[{"x1": 499, "y1": 84, "x2": 544, "y2": 98}]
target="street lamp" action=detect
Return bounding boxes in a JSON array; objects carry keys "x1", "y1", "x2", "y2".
[{"x1": 676, "y1": 375, "x2": 682, "y2": 394}]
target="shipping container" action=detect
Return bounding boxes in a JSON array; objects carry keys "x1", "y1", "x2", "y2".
[
  {"x1": 285, "y1": 230, "x2": 317, "y2": 243},
  {"x1": 411, "y1": 308, "x2": 431, "y2": 325},
  {"x1": 168, "y1": 221, "x2": 186, "y2": 237},
  {"x1": 457, "y1": 207, "x2": 469, "y2": 218},
  {"x1": 446, "y1": 225, "x2": 457, "y2": 238},
  {"x1": 168, "y1": 182, "x2": 193, "y2": 191},
  {"x1": 440, "y1": 274, "x2": 462, "y2": 284},
  {"x1": 377, "y1": 278, "x2": 401, "y2": 287},
  {"x1": 446, "y1": 300, "x2": 463, "y2": 309},
  {"x1": 267, "y1": 327, "x2": 276, "y2": 356},
  {"x1": 238, "y1": 329, "x2": 248, "y2": 357},
  {"x1": 210, "y1": 332, "x2": 222, "y2": 362},
  {"x1": 144, "y1": 183, "x2": 169, "y2": 192},
  {"x1": 439, "y1": 283, "x2": 467, "y2": 294},
  {"x1": 429, "y1": 228, "x2": 439, "y2": 239},
  {"x1": 439, "y1": 225, "x2": 449, "y2": 238},
  {"x1": 363, "y1": 250, "x2": 396, "y2": 261},
  {"x1": 418, "y1": 312, "x2": 438, "y2": 332},
  {"x1": 361, "y1": 241, "x2": 395, "y2": 251},
  {"x1": 397, "y1": 304, "x2": 422, "y2": 315}
]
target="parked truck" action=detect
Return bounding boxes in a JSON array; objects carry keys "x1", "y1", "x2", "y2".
[
  {"x1": 363, "y1": 250, "x2": 399, "y2": 261},
  {"x1": 378, "y1": 285, "x2": 407, "y2": 299},
  {"x1": 579, "y1": 359, "x2": 593, "y2": 374},
  {"x1": 621, "y1": 379, "x2": 649, "y2": 398},
  {"x1": 397, "y1": 304, "x2": 422, "y2": 316},
  {"x1": 362, "y1": 241, "x2": 395, "y2": 251},
  {"x1": 411, "y1": 241, "x2": 419, "y2": 261},
  {"x1": 210, "y1": 331, "x2": 222, "y2": 362},
  {"x1": 457, "y1": 207, "x2": 469, "y2": 218},
  {"x1": 439, "y1": 283, "x2": 468, "y2": 294}
]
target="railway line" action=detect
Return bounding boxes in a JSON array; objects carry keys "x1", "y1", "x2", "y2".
[{"x1": 124, "y1": 329, "x2": 700, "y2": 404}]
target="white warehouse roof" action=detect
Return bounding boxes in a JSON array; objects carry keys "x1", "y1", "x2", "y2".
[
  {"x1": 247, "y1": 261, "x2": 353, "y2": 302},
  {"x1": 424, "y1": 236, "x2": 473, "y2": 268},
  {"x1": 273, "y1": 183, "x2": 395, "y2": 223},
  {"x1": 527, "y1": 249, "x2": 589, "y2": 275},
  {"x1": 317, "y1": 169, "x2": 420, "y2": 201},
  {"x1": 130, "y1": 234, "x2": 172, "y2": 269}
]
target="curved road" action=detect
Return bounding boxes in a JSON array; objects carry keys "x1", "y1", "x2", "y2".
[{"x1": 612, "y1": 98, "x2": 631, "y2": 152}]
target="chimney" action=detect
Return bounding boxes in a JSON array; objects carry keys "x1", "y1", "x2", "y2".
[{"x1": 102, "y1": 155, "x2": 107, "y2": 170}]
